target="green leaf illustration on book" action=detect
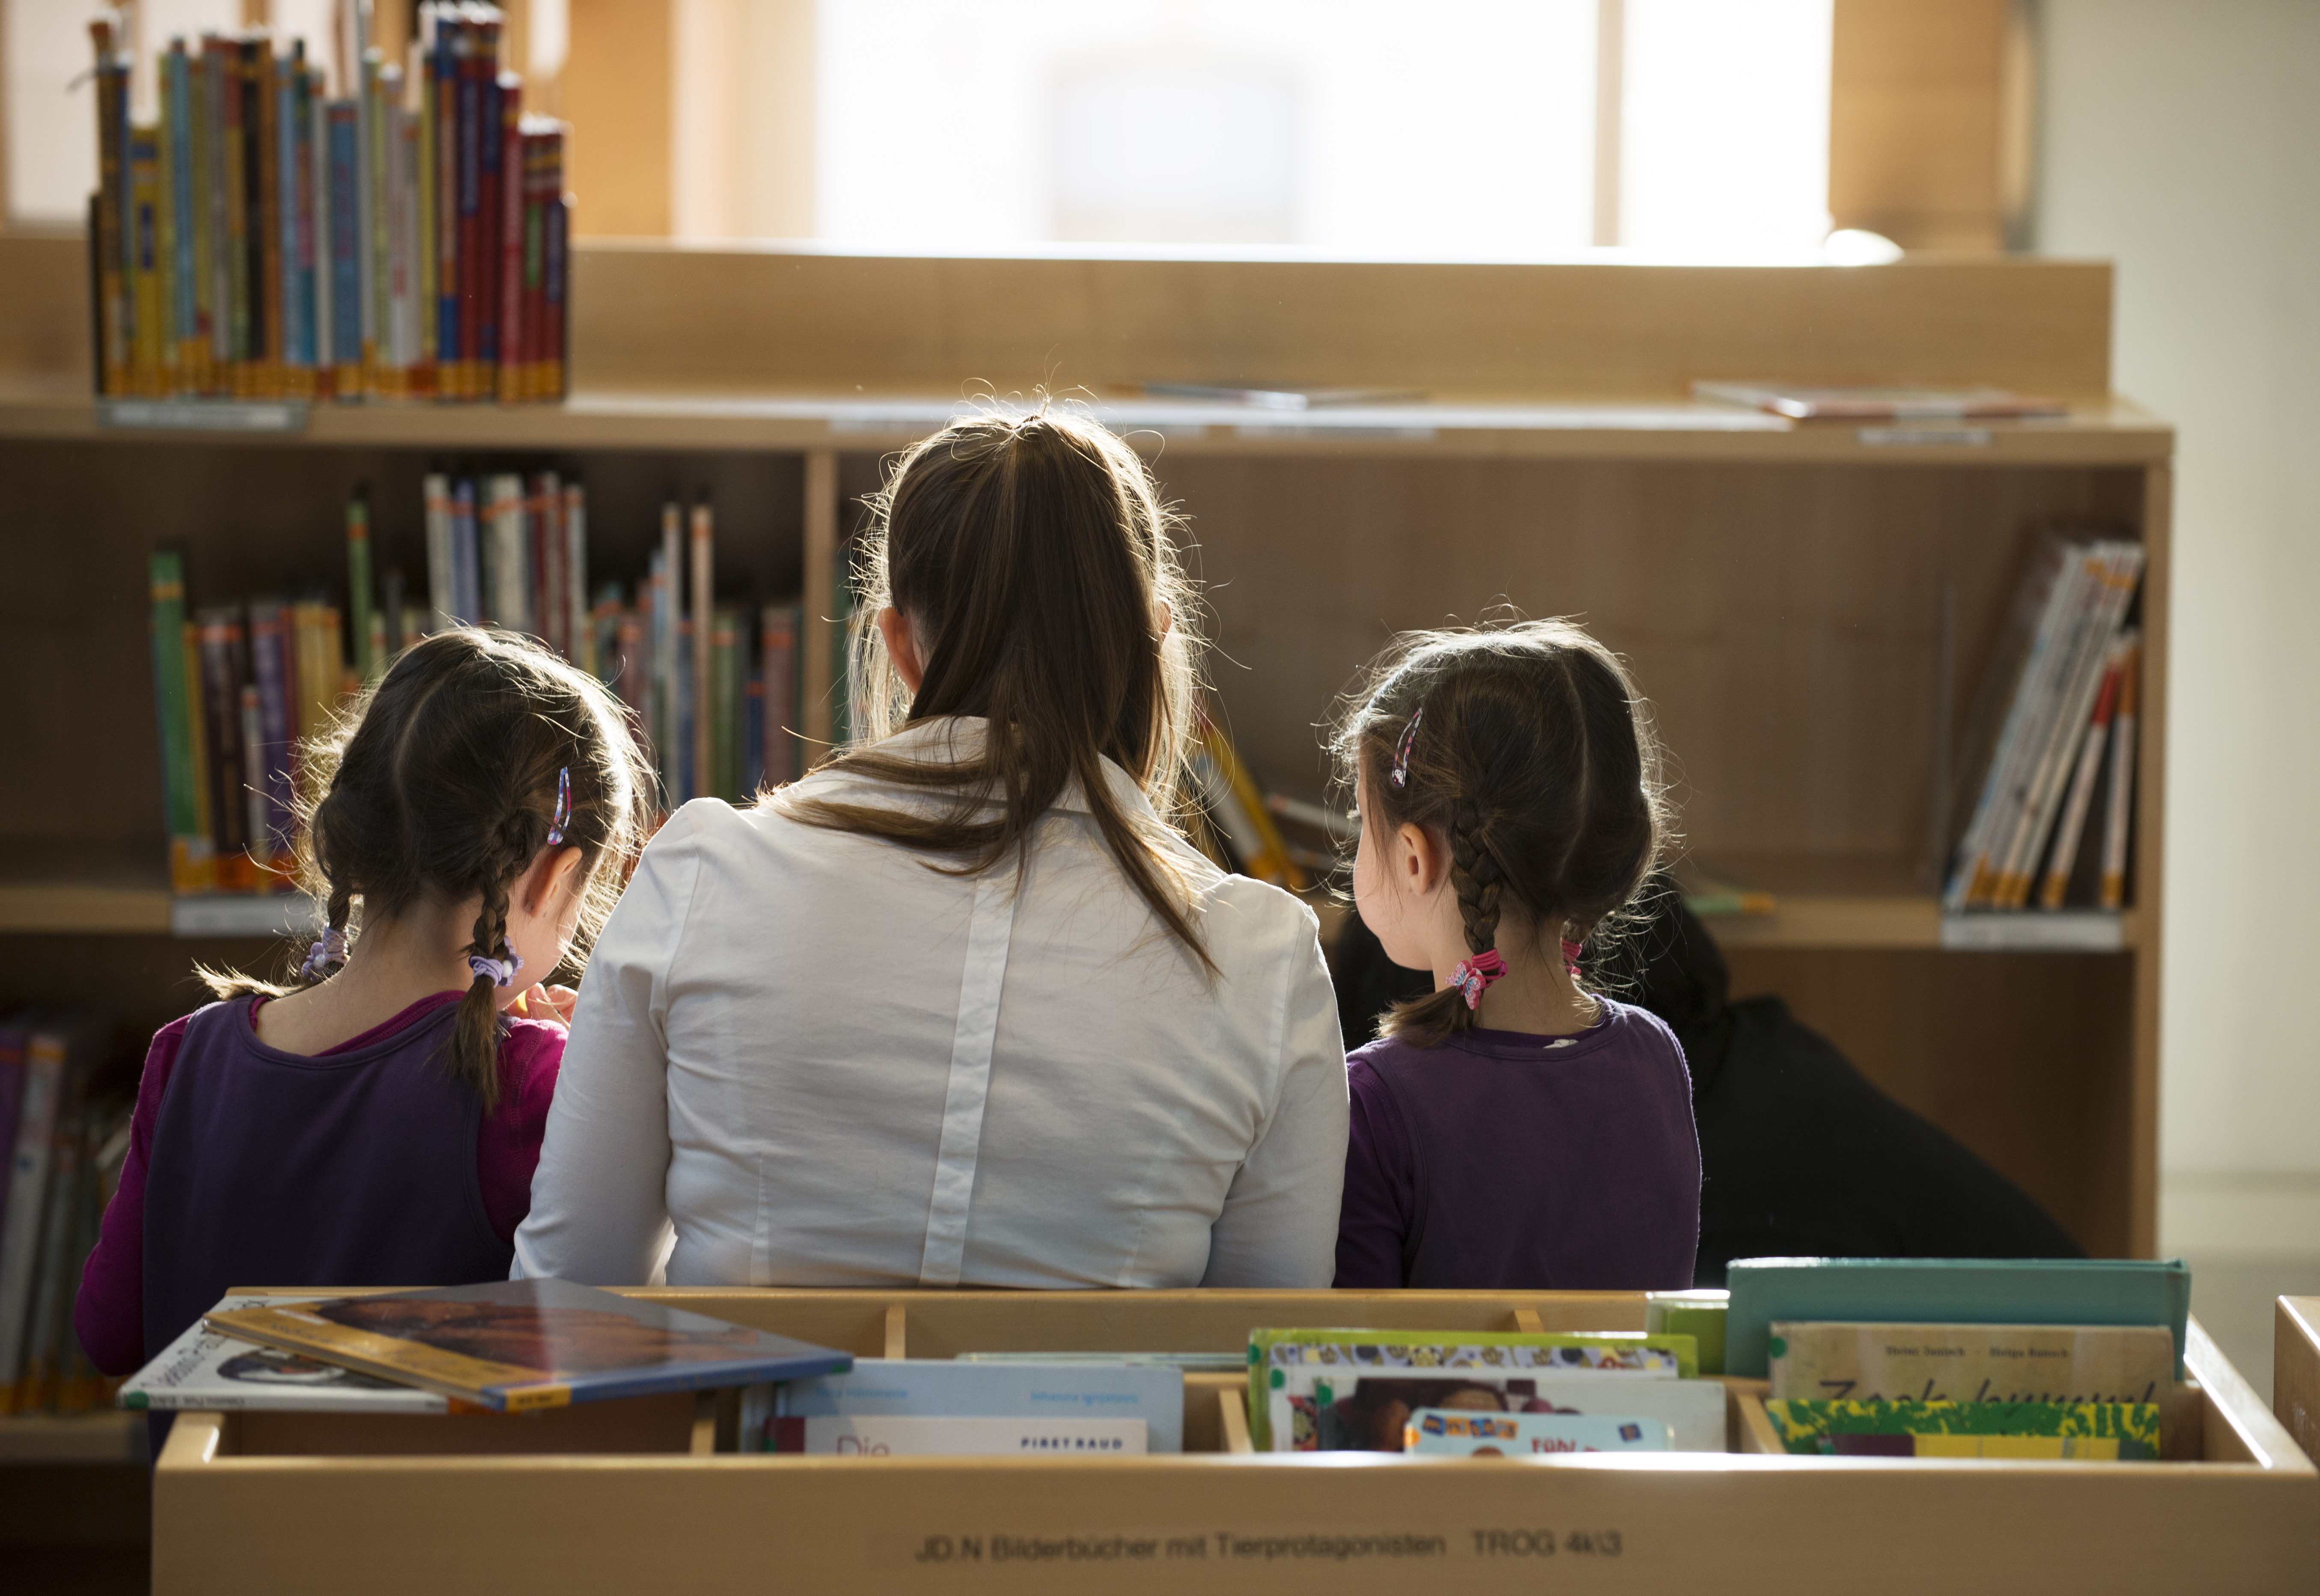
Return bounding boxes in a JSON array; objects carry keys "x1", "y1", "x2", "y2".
[{"x1": 1763, "y1": 1398, "x2": 2160, "y2": 1460}]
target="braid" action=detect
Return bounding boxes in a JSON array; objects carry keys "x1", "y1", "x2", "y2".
[
  {"x1": 1447, "y1": 798, "x2": 1503, "y2": 956},
  {"x1": 450, "y1": 834, "x2": 527, "y2": 1115},
  {"x1": 295, "y1": 882, "x2": 356, "y2": 988}
]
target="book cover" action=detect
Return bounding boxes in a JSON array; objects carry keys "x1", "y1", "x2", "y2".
[
  {"x1": 1403, "y1": 1408, "x2": 1674, "y2": 1456},
  {"x1": 1268, "y1": 1365, "x2": 1725, "y2": 1455},
  {"x1": 775, "y1": 1359, "x2": 1186, "y2": 1453},
  {"x1": 204, "y1": 1278, "x2": 853, "y2": 1412},
  {"x1": 770, "y1": 1415, "x2": 1149, "y2": 1457},
  {"x1": 125, "y1": 1295, "x2": 459, "y2": 1413},
  {"x1": 1761, "y1": 1397, "x2": 2159, "y2": 1460},
  {"x1": 1645, "y1": 1290, "x2": 1728, "y2": 1376},
  {"x1": 1766, "y1": 1321, "x2": 2175, "y2": 1404},
  {"x1": 1722, "y1": 1257, "x2": 2193, "y2": 1378}
]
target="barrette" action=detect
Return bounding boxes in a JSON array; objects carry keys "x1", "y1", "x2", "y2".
[
  {"x1": 545, "y1": 766, "x2": 572, "y2": 847},
  {"x1": 468, "y1": 950, "x2": 525, "y2": 989},
  {"x1": 300, "y1": 927, "x2": 349, "y2": 980},
  {"x1": 1448, "y1": 949, "x2": 1507, "y2": 1010},
  {"x1": 1390, "y1": 706, "x2": 1423, "y2": 789}
]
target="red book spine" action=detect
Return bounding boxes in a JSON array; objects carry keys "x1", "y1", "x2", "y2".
[{"x1": 496, "y1": 79, "x2": 524, "y2": 402}]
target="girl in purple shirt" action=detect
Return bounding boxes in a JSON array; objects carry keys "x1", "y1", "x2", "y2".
[
  {"x1": 76, "y1": 629, "x2": 654, "y2": 1377},
  {"x1": 1331, "y1": 620, "x2": 1699, "y2": 1291}
]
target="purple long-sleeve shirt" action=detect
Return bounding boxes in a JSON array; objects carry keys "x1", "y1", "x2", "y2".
[
  {"x1": 75, "y1": 991, "x2": 563, "y2": 1377},
  {"x1": 1333, "y1": 998, "x2": 1701, "y2": 1291}
]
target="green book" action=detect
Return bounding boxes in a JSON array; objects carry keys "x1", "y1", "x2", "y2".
[
  {"x1": 1724, "y1": 1258, "x2": 2192, "y2": 1379},
  {"x1": 1762, "y1": 1397, "x2": 2160, "y2": 1460},
  {"x1": 1647, "y1": 1290, "x2": 1727, "y2": 1376},
  {"x1": 147, "y1": 550, "x2": 205, "y2": 891}
]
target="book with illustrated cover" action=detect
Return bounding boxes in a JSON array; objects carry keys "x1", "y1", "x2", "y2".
[
  {"x1": 774, "y1": 1359, "x2": 1186, "y2": 1453},
  {"x1": 1723, "y1": 1258, "x2": 2192, "y2": 1378},
  {"x1": 1646, "y1": 1289, "x2": 1729, "y2": 1375},
  {"x1": 1269, "y1": 1364, "x2": 1725, "y2": 1454},
  {"x1": 1403, "y1": 1408, "x2": 1674, "y2": 1456},
  {"x1": 1766, "y1": 1321, "x2": 2175, "y2": 1405},
  {"x1": 771, "y1": 1414, "x2": 1149, "y2": 1457},
  {"x1": 125, "y1": 1296, "x2": 461, "y2": 1412},
  {"x1": 1762, "y1": 1397, "x2": 2159, "y2": 1460},
  {"x1": 204, "y1": 1279, "x2": 852, "y2": 1412}
]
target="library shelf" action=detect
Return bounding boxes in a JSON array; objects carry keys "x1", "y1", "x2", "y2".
[
  {"x1": 142, "y1": 1288, "x2": 2318, "y2": 1596},
  {"x1": 0, "y1": 241, "x2": 2173, "y2": 1261},
  {"x1": 2280, "y1": 1297, "x2": 2320, "y2": 1468}
]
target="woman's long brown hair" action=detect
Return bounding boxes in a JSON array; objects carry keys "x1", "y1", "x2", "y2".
[{"x1": 782, "y1": 409, "x2": 1215, "y2": 971}]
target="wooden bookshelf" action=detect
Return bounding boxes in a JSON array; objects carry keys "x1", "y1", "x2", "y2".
[{"x1": 0, "y1": 235, "x2": 2171, "y2": 1259}]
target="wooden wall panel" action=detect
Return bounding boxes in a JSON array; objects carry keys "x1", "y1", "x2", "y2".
[
  {"x1": 1830, "y1": 0, "x2": 2027, "y2": 252},
  {"x1": 562, "y1": 0, "x2": 673, "y2": 237}
]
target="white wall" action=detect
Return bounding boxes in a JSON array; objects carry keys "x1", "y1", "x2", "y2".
[{"x1": 2037, "y1": 0, "x2": 2320, "y2": 1253}]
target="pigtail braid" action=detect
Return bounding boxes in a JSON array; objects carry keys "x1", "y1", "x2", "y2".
[
  {"x1": 450, "y1": 833, "x2": 527, "y2": 1115},
  {"x1": 298, "y1": 882, "x2": 356, "y2": 987},
  {"x1": 1446, "y1": 797, "x2": 1504, "y2": 957}
]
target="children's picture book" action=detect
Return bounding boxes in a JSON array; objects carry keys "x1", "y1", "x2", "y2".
[
  {"x1": 1721, "y1": 1258, "x2": 2193, "y2": 1378},
  {"x1": 1766, "y1": 1321, "x2": 2175, "y2": 1405},
  {"x1": 203, "y1": 1279, "x2": 852, "y2": 1412},
  {"x1": 774, "y1": 1359, "x2": 1185, "y2": 1453},
  {"x1": 957, "y1": 1350, "x2": 1246, "y2": 1375},
  {"x1": 1645, "y1": 1290, "x2": 1729, "y2": 1376},
  {"x1": 1761, "y1": 1397, "x2": 2160, "y2": 1460},
  {"x1": 1691, "y1": 381, "x2": 2067, "y2": 420},
  {"x1": 1246, "y1": 1327, "x2": 1695, "y2": 1451},
  {"x1": 770, "y1": 1414, "x2": 1149, "y2": 1457},
  {"x1": 1265, "y1": 1366, "x2": 1725, "y2": 1454},
  {"x1": 124, "y1": 1296, "x2": 459, "y2": 1412},
  {"x1": 1402, "y1": 1408, "x2": 1674, "y2": 1457}
]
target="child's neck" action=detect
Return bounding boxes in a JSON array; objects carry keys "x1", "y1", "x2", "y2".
[
  {"x1": 252, "y1": 899, "x2": 483, "y2": 1057},
  {"x1": 1438, "y1": 937, "x2": 1599, "y2": 1039}
]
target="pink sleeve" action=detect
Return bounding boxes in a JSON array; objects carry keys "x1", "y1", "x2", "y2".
[
  {"x1": 74, "y1": 1016, "x2": 191, "y2": 1377},
  {"x1": 477, "y1": 1018, "x2": 566, "y2": 1244}
]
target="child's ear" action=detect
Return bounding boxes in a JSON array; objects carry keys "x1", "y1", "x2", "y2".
[
  {"x1": 1396, "y1": 822, "x2": 1446, "y2": 896},
  {"x1": 525, "y1": 845, "x2": 587, "y2": 915}
]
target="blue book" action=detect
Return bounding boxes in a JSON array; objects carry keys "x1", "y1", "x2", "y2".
[
  {"x1": 326, "y1": 103, "x2": 362, "y2": 369},
  {"x1": 1724, "y1": 1258, "x2": 2194, "y2": 1379},
  {"x1": 777, "y1": 1359, "x2": 1185, "y2": 1452},
  {"x1": 204, "y1": 1279, "x2": 853, "y2": 1412}
]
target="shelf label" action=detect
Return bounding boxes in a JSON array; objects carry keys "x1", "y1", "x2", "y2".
[
  {"x1": 1857, "y1": 426, "x2": 1993, "y2": 448},
  {"x1": 1939, "y1": 911, "x2": 2124, "y2": 953},
  {"x1": 100, "y1": 399, "x2": 308, "y2": 433}
]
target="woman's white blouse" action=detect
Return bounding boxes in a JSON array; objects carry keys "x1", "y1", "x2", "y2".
[{"x1": 513, "y1": 718, "x2": 1349, "y2": 1290}]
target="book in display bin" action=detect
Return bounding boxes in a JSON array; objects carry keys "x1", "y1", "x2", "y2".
[
  {"x1": 1721, "y1": 1258, "x2": 2194, "y2": 1379},
  {"x1": 1402, "y1": 1409, "x2": 1676, "y2": 1457},
  {"x1": 126, "y1": 1296, "x2": 456, "y2": 1413},
  {"x1": 1761, "y1": 1397, "x2": 2162, "y2": 1460},
  {"x1": 1766, "y1": 1321, "x2": 2176, "y2": 1405},
  {"x1": 773, "y1": 1415, "x2": 1150, "y2": 1457},
  {"x1": 203, "y1": 1279, "x2": 853, "y2": 1412},
  {"x1": 773, "y1": 1359, "x2": 1187, "y2": 1454}
]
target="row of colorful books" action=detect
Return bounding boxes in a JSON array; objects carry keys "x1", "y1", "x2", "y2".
[
  {"x1": 1947, "y1": 536, "x2": 2145, "y2": 912},
  {"x1": 0, "y1": 1015, "x2": 124, "y2": 1417},
  {"x1": 149, "y1": 475, "x2": 811, "y2": 895},
  {"x1": 88, "y1": 4, "x2": 568, "y2": 405}
]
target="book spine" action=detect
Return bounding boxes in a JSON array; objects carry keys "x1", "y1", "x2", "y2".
[
  {"x1": 450, "y1": 478, "x2": 479, "y2": 625},
  {"x1": 456, "y1": 23, "x2": 481, "y2": 398},
  {"x1": 522, "y1": 121, "x2": 547, "y2": 400},
  {"x1": 2101, "y1": 635, "x2": 2140, "y2": 910},
  {"x1": 546, "y1": 184, "x2": 568, "y2": 400},
  {"x1": 347, "y1": 491, "x2": 375, "y2": 678},
  {"x1": 435, "y1": 17, "x2": 460, "y2": 395},
  {"x1": 148, "y1": 552, "x2": 208, "y2": 891},
  {"x1": 329, "y1": 103, "x2": 364, "y2": 394},
  {"x1": 196, "y1": 610, "x2": 255, "y2": 889},
  {"x1": 761, "y1": 605, "x2": 798, "y2": 786},
  {"x1": 495, "y1": 77, "x2": 524, "y2": 402},
  {"x1": 204, "y1": 39, "x2": 231, "y2": 381},
  {"x1": 163, "y1": 43, "x2": 194, "y2": 391},
  {"x1": 359, "y1": 48, "x2": 382, "y2": 392},
  {"x1": 182, "y1": 41, "x2": 215, "y2": 389},
  {"x1": 128, "y1": 126, "x2": 164, "y2": 396},
  {"x1": 564, "y1": 484, "x2": 590, "y2": 670},
  {"x1": 744, "y1": 672, "x2": 764, "y2": 795},
  {"x1": 676, "y1": 619, "x2": 694, "y2": 804},
  {"x1": 530, "y1": 472, "x2": 559, "y2": 650},
  {"x1": 309, "y1": 74, "x2": 332, "y2": 388},
  {"x1": 711, "y1": 610, "x2": 739, "y2": 799},
  {"x1": 246, "y1": 600, "x2": 297, "y2": 875},
  {"x1": 690, "y1": 503, "x2": 714, "y2": 802},
  {"x1": 658, "y1": 506, "x2": 681, "y2": 798},
  {"x1": 488, "y1": 475, "x2": 528, "y2": 632},
  {"x1": 181, "y1": 621, "x2": 213, "y2": 866},
  {"x1": 415, "y1": 20, "x2": 438, "y2": 389},
  {"x1": 239, "y1": 684, "x2": 269, "y2": 860},
  {"x1": 424, "y1": 471, "x2": 455, "y2": 627},
  {"x1": 257, "y1": 38, "x2": 282, "y2": 397},
  {"x1": 289, "y1": 51, "x2": 319, "y2": 395},
  {"x1": 2038, "y1": 653, "x2": 2123, "y2": 909},
  {"x1": 613, "y1": 601, "x2": 643, "y2": 703},
  {"x1": 87, "y1": 23, "x2": 124, "y2": 395}
]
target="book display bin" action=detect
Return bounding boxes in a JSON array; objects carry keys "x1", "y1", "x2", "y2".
[{"x1": 143, "y1": 1287, "x2": 2315, "y2": 1594}]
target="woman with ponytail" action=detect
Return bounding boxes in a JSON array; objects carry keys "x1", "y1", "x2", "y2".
[
  {"x1": 75, "y1": 629, "x2": 653, "y2": 1377},
  {"x1": 517, "y1": 409, "x2": 1348, "y2": 1290},
  {"x1": 1330, "y1": 619, "x2": 1699, "y2": 1291}
]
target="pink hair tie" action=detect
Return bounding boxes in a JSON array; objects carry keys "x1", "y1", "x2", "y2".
[
  {"x1": 1562, "y1": 938, "x2": 1583, "y2": 979},
  {"x1": 1448, "y1": 949, "x2": 1507, "y2": 1010}
]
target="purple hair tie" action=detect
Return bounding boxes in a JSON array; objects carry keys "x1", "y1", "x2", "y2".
[
  {"x1": 468, "y1": 950, "x2": 524, "y2": 989},
  {"x1": 1390, "y1": 706, "x2": 1424, "y2": 789},
  {"x1": 301, "y1": 927, "x2": 348, "y2": 980},
  {"x1": 545, "y1": 766, "x2": 572, "y2": 847}
]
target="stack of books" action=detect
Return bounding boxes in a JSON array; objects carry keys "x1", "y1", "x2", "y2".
[
  {"x1": 1728, "y1": 1257, "x2": 2192, "y2": 1461},
  {"x1": 149, "y1": 475, "x2": 808, "y2": 900},
  {"x1": 1947, "y1": 537, "x2": 2145, "y2": 915},
  {"x1": 0, "y1": 1015, "x2": 125, "y2": 1418},
  {"x1": 87, "y1": 4, "x2": 569, "y2": 407}
]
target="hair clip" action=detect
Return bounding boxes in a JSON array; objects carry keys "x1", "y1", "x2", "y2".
[
  {"x1": 468, "y1": 950, "x2": 524, "y2": 989},
  {"x1": 1561, "y1": 937, "x2": 1583, "y2": 980},
  {"x1": 545, "y1": 766, "x2": 572, "y2": 847},
  {"x1": 1448, "y1": 949, "x2": 1507, "y2": 1010},
  {"x1": 300, "y1": 927, "x2": 349, "y2": 980},
  {"x1": 1390, "y1": 706, "x2": 1424, "y2": 789}
]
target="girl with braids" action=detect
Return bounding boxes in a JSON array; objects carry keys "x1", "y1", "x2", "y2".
[
  {"x1": 1330, "y1": 620, "x2": 1701, "y2": 1291},
  {"x1": 517, "y1": 409, "x2": 1347, "y2": 1290},
  {"x1": 75, "y1": 630, "x2": 654, "y2": 1377}
]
